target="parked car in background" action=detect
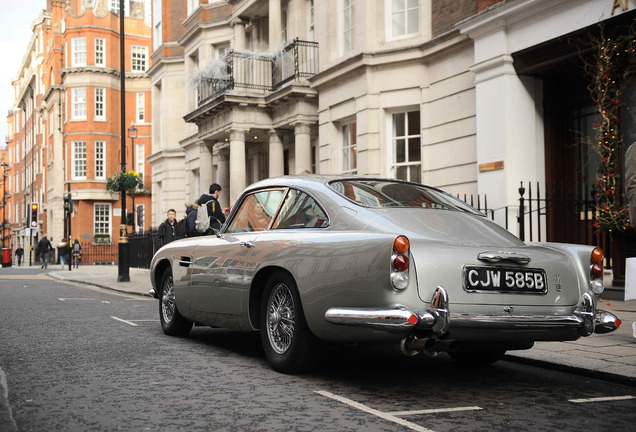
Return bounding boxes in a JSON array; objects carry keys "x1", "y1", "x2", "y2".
[{"x1": 150, "y1": 175, "x2": 621, "y2": 373}]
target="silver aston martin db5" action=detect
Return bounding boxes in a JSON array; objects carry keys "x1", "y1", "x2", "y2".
[{"x1": 150, "y1": 175, "x2": 621, "y2": 373}]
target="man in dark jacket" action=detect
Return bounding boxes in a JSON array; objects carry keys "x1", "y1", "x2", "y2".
[
  {"x1": 197, "y1": 183, "x2": 229, "y2": 233},
  {"x1": 37, "y1": 234, "x2": 53, "y2": 269},
  {"x1": 157, "y1": 209, "x2": 178, "y2": 247}
]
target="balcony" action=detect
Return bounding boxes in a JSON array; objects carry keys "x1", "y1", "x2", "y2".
[{"x1": 197, "y1": 39, "x2": 318, "y2": 106}]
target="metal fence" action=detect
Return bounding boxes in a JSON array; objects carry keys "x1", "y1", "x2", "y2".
[{"x1": 198, "y1": 39, "x2": 319, "y2": 105}]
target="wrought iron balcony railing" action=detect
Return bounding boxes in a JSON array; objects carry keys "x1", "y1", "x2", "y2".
[{"x1": 197, "y1": 39, "x2": 319, "y2": 106}]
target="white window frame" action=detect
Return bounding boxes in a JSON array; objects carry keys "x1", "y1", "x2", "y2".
[
  {"x1": 72, "y1": 140, "x2": 87, "y2": 179},
  {"x1": 136, "y1": 92, "x2": 145, "y2": 123},
  {"x1": 388, "y1": 0, "x2": 420, "y2": 40},
  {"x1": 153, "y1": 0, "x2": 162, "y2": 50},
  {"x1": 95, "y1": 140, "x2": 106, "y2": 179},
  {"x1": 342, "y1": 0, "x2": 355, "y2": 54},
  {"x1": 131, "y1": 45, "x2": 148, "y2": 72},
  {"x1": 95, "y1": 87, "x2": 106, "y2": 120},
  {"x1": 187, "y1": 0, "x2": 198, "y2": 16},
  {"x1": 72, "y1": 37, "x2": 86, "y2": 67},
  {"x1": 342, "y1": 121, "x2": 357, "y2": 175},
  {"x1": 94, "y1": 203, "x2": 112, "y2": 239},
  {"x1": 95, "y1": 37, "x2": 105, "y2": 66},
  {"x1": 389, "y1": 110, "x2": 421, "y2": 182},
  {"x1": 136, "y1": 142, "x2": 145, "y2": 189},
  {"x1": 71, "y1": 87, "x2": 87, "y2": 120}
]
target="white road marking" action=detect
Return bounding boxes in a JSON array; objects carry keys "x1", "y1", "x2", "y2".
[
  {"x1": 315, "y1": 390, "x2": 436, "y2": 432},
  {"x1": 388, "y1": 406, "x2": 482, "y2": 416},
  {"x1": 569, "y1": 395, "x2": 635, "y2": 403},
  {"x1": 58, "y1": 298, "x2": 94, "y2": 302},
  {"x1": 111, "y1": 316, "x2": 138, "y2": 326}
]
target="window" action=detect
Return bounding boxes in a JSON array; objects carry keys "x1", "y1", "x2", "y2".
[
  {"x1": 136, "y1": 142, "x2": 144, "y2": 188},
  {"x1": 72, "y1": 37, "x2": 86, "y2": 67},
  {"x1": 273, "y1": 189, "x2": 328, "y2": 229},
  {"x1": 94, "y1": 203, "x2": 111, "y2": 239},
  {"x1": 95, "y1": 87, "x2": 105, "y2": 120},
  {"x1": 131, "y1": 45, "x2": 148, "y2": 72},
  {"x1": 95, "y1": 38, "x2": 105, "y2": 66},
  {"x1": 343, "y1": 0, "x2": 355, "y2": 53},
  {"x1": 342, "y1": 122, "x2": 357, "y2": 174},
  {"x1": 136, "y1": 92, "x2": 145, "y2": 122},
  {"x1": 72, "y1": 141, "x2": 87, "y2": 179},
  {"x1": 226, "y1": 190, "x2": 285, "y2": 233},
  {"x1": 71, "y1": 87, "x2": 86, "y2": 120},
  {"x1": 153, "y1": 0, "x2": 162, "y2": 50},
  {"x1": 391, "y1": 0, "x2": 419, "y2": 38},
  {"x1": 95, "y1": 141, "x2": 105, "y2": 179},
  {"x1": 187, "y1": 0, "x2": 198, "y2": 15},
  {"x1": 391, "y1": 111, "x2": 421, "y2": 182}
]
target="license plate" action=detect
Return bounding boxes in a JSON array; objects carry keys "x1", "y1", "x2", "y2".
[{"x1": 463, "y1": 266, "x2": 548, "y2": 294}]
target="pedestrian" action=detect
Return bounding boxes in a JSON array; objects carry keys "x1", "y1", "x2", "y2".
[
  {"x1": 185, "y1": 202, "x2": 200, "y2": 237},
  {"x1": 197, "y1": 183, "x2": 230, "y2": 233},
  {"x1": 15, "y1": 245, "x2": 24, "y2": 266},
  {"x1": 37, "y1": 234, "x2": 53, "y2": 269},
  {"x1": 58, "y1": 239, "x2": 69, "y2": 266},
  {"x1": 157, "y1": 209, "x2": 178, "y2": 247},
  {"x1": 72, "y1": 239, "x2": 81, "y2": 268}
]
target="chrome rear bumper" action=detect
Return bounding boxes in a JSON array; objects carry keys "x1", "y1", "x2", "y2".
[{"x1": 324, "y1": 287, "x2": 620, "y2": 336}]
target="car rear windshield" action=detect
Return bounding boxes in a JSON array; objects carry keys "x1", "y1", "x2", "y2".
[{"x1": 329, "y1": 179, "x2": 481, "y2": 214}]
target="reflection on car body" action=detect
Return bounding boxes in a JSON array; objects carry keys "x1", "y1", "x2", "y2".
[{"x1": 150, "y1": 175, "x2": 620, "y2": 373}]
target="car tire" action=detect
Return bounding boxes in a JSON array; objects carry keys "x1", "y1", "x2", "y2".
[
  {"x1": 159, "y1": 269, "x2": 193, "y2": 337},
  {"x1": 260, "y1": 271, "x2": 322, "y2": 374},
  {"x1": 449, "y1": 349, "x2": 506, "y2": 365}
]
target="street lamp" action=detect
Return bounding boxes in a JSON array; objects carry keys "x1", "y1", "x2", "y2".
[
  {"x1": 117, "y1": 0, "x2": 129, "y2": 282},
  {"x1": 127, "y1": 124, "x2": 138, "y2": 233}
]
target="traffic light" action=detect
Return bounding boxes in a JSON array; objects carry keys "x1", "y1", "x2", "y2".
[
  {"x1": 30, "y1": 203, "x2": 39, "y2": 228},
  {"x1": 136, "y1": 206, "x2": 144, "y2": 227},
  {"x1": 63, "y1": 194, "x2": 73, "y2": 213}
]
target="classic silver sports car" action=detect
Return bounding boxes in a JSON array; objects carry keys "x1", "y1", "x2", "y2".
[{"x1": 150, "y1": 175, "x2": 621, "y2": 373}]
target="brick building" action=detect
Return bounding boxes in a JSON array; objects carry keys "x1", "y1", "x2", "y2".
[{"x1": 5, "y1": 0, "x2": 153, "y2": 263}]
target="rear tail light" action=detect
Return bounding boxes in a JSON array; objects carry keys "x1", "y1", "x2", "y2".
[
  {"x1": 589, "y1": 248, "x2": 605, "y2": 294},
  {"x1": 391, "y1": 236, "x2": 410, "y2": 291}
]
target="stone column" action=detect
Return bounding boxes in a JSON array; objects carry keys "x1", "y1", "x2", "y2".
[
  {"x1": 269, "y1": 129, "x2": 284, "y2": 177},
  {"x1": 229, "y1": 129, "x2": 247, "y2": 204},
  {"x1": 214, "y1": 143, "x2": 230, "y2": 208},
  {"x1": 199, "y1": 141, "x2": 214, "y2": 194},
  {"x1": 231, "y1": 18, "x2": 247, "y2": 51},
  {"x1": 294, "y1": 123, "x2": 312, "y2": 174},
  {"x1": 269, "y1": 0, "x2": 282, "y2": 50}
]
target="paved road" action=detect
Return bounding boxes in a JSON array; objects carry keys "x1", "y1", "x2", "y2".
[{"x1": 1, "y1": 275, "x2": 634, "y2": 431}]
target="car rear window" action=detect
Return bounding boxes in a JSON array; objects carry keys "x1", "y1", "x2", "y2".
[{"x1": 329, "y1": 179, "x2": 481, "y2": 214}]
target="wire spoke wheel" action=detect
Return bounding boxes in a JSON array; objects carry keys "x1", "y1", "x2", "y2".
[
  {"x1": 266, "y1": 282, "x2": 296, "y2": 355},
  {"x1": 161, "y1": 274, "x2": 176, "y2": 324}
]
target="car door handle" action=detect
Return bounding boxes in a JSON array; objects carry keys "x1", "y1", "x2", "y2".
[{"x1": 239, "y1": 242, "x2": 254, "y2": 248}]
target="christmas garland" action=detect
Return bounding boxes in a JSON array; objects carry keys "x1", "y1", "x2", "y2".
[{"x1": 583, "y1": 24, "x2": 635, "y2": 232}]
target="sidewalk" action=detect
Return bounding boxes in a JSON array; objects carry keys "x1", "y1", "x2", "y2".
[{"x1": 47, "y1": 264, "x2": 636, "y2": 385}]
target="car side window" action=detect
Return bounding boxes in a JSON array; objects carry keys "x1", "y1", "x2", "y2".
[
  {"x1": 225, "y1": 190, "x2": 284, "y2": 233},
  {"x1": 272, "y1": 189, "x2": 328, "y2": 229}
]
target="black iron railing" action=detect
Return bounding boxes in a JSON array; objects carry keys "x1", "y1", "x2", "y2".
[{"x1": 197, "y1": 39, "x2": 319, "y2": 106}]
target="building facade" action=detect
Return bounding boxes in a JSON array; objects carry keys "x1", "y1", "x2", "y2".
[
  {"x1": 148, "y1": 0, "x2": 633, "y2": 283},
  {"x1": 5, "y1": 0, "x2": 153, "y2": 262}
]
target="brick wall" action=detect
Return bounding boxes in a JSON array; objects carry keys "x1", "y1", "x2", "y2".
[{"x1": 431, "y1": 0, "x2": 477, "y2": 36}]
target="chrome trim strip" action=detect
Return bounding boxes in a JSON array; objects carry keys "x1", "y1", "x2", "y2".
[{"x1": 478, "y1": 251, "x2": 531, "y2": 265}]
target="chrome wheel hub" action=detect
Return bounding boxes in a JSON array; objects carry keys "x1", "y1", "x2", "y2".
[{"x1": 267, "y1": 283, "x2": 295, "y2": 355}]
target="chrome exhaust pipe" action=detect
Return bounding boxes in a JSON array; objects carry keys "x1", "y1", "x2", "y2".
[{"x1": 400, "y1": 336, "x2": 457, "y2": 357}]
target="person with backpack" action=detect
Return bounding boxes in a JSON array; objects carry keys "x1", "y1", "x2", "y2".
[
  {"x1": 72, "y1": 239, "x2": 82, "y2": 268},
  {"x1": 37, "y1": 234, "x2": 54, "y2": 269},
  {"x1": 157, "y1": 209, "x2": 178, "y2": 247},
  {"x1": 196, "y1": 183, "x2": 230, "y2": 234},
  {"x1": 185, "y1": 203, "x2": 200, "y2": 237}
]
